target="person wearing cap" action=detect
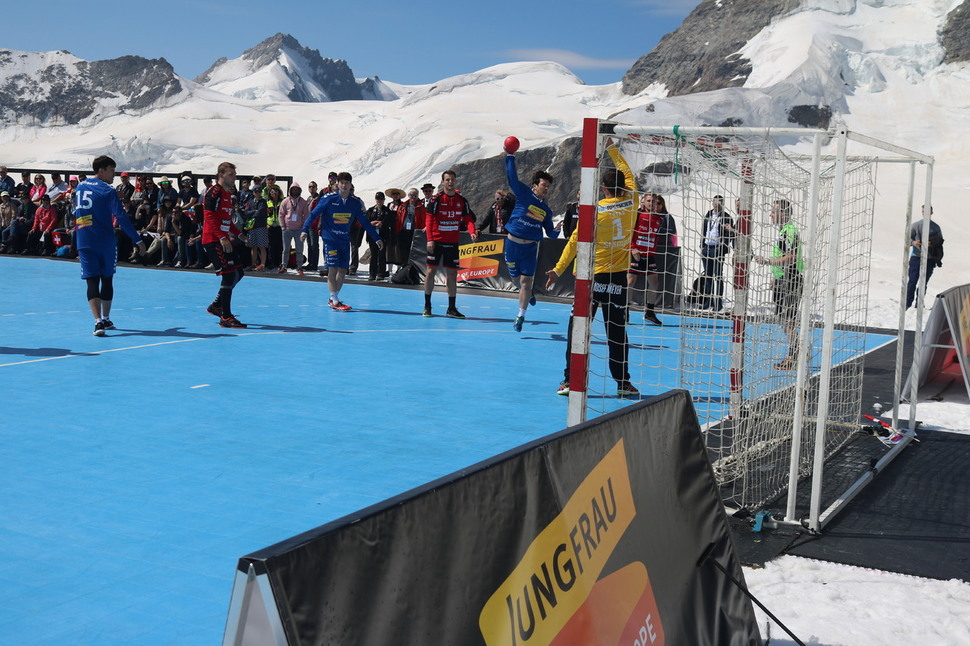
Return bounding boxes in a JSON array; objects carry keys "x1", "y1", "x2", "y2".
[
  {"x1": 279, "y1": 182, "x2": 309, "y2": 275},
  {"x1": 179, "y1": 176, "x2": 200, "y2": 214},
  {"x1": 365, "y1": 191, "x2": 393, "y2": 280},
  {"x1": 116, "y1": 171, "x2": 134, "y2": 203},
  {"x1": 260, "y1": 174, "x2": 278, "y2": 200},
  {"x1": 0, "y1": 190, "x2": 16, "y2": 252},
  {"x1": 382, "y1": 189, "x2": 405, "y2": 274},
  {"x1": 156, "y1": 176, "x2": 178, "y2": 211},
  {"x1": 421, "y1": 183, "x2": 436, "y2": 208},
  {"x1": 301, "y1": 172, "x2": 382, "y2": 310}
]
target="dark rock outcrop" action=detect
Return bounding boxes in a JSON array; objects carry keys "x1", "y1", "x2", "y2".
[
  {"x1": 622, "y1": 0, "x2": 800, "y2": 97},
  {"x1": 448, "y1": 138, "x2": 584, "y2": 217},
  {"x1": 941, "y1": 0, "x2": 970, "y2": 64}
]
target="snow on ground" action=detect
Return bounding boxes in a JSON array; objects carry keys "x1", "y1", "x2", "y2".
[{"x1": 745, "y1": 555, "x2": 970, "y2": 646}]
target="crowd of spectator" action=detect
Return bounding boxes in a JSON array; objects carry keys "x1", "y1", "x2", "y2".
[
  {"x1": 0, "y1": 164, "x2": 703, "y2": 315},
  {"x1": 2, "y1": 166, "x2": 556, "y2": 281}
]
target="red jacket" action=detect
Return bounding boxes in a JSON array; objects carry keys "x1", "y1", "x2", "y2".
[
  {"x1": 396, "y1": 202, "x2": 427, "y2": 233},
  {"x1": 202, "y1": 185, "x2": 240, "y2": 244},
  {"x1": 425, "y1": 192, "x2": 475, "y2": 243},
  {"x1": 32, "y1": 205, "x2": 58, "y2": 232}
]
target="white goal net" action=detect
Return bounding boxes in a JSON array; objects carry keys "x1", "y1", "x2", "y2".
[{"x1": 571, "y1": 122, "x2": 894, "y2": 523}]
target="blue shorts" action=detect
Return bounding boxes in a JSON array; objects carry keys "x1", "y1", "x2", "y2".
[
  {"x1": 504, "y1": 238, "x2": 539, "y2": 278},
  {"x1": 324, "y1": 240, "x2": 350, "y2": 269},
  {"x1": 78, "y1": 246, "x2": 117, "y2": 279}
]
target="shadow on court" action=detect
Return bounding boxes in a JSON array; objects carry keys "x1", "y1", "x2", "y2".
[
  {"x1": 109, "y1": 327, "x2": 238, "y2": 339},
  {"x1": 0, "y1": 346, "x2": 97, "y2": 358}
]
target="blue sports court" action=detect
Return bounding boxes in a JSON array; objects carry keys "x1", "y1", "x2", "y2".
[{"x1": 0, "y1": 256, "x2": 891, "y2": 644}]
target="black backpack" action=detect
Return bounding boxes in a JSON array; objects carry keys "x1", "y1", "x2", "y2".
[{"x1": 927, "y1": 231, "x2": 944, "y2": 267}]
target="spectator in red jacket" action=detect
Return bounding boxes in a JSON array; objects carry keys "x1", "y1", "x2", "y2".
[
  {"x1": 25, "y1": 194, "x2": 58, "y2": 255},
  {"x1": 396, "y1": 188, "x2": 426, "y2": 270}
]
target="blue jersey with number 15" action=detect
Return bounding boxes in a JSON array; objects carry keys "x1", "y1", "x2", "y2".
[{"x1": 73, "y1": 177, "x2": 141, "y2": 250}]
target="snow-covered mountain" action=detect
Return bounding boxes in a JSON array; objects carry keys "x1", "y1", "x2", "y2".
[
  {"x1": 194, "y1": 33, "x2": 396, "y2": 103},
  {"x1": 0, "y1": 1, "x2": 967, "y2": 315},
  {"x1": 0, "y1": 49, "x2": 185, "y2": 125}
]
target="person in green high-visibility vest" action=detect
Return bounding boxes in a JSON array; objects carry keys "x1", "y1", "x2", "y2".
[{"x1": 754, "y1": 199, "x2": 804, "y2": 371}]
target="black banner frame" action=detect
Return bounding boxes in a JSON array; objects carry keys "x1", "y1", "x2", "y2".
[{"x1": 223, "y1": 390, "x2": 761, "y2": 646}]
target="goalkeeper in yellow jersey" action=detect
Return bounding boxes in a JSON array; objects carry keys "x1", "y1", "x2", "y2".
[{"x1": 545, "y1": 142, "x2": 639, "y2": 397}]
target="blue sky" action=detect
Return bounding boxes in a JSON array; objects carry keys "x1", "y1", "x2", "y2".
[{"x1": 13, "y1": 0, "x2": 701, "y2": 86}]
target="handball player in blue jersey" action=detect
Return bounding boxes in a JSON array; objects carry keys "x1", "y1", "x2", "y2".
[
  {"x1": 73, "y1": 155, "x2": 146, "y2": 336},
  {"x1": 301, "y1": 171, "x2": 382, "y2": 311},
  {"x1": 503, "y1": 142, "x2": 558, "y2": 332}
]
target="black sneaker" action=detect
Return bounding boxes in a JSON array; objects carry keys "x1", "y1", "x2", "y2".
[
  {"x1": 219, "y1": 315, "x2": 248, "y2": 329},
  {"x1": 101, "y1": 318, "x2": 116, "y2": 330},
  {"x1": 93, "y1": 321, "x2": 106, "y2": 337},
  {"x1": 557, "y1": 380, "x2": 570, "y2": 396},
  {"x1": 445, "y1": 308, "x2": 465, "y2": 319},
  {"x1": 206, "y1": 303, "x2": 223, "y2": 318},
  {"x1": 644, "y1": 311, "x2": 663, "y2": 326},
  {"x1": 616, "y1": 381, "x2": 639, "y2": 397},
  {"x1": 422, "y1": 307, "x2": 432, "y2": 317},
  {"x1": 529, "y1": 294, "x2": 537, "y2": 306}
]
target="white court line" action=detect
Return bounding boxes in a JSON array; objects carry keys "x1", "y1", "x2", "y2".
[{"x1": 0, "y1": 327, "x2": 534, "y2": 368}]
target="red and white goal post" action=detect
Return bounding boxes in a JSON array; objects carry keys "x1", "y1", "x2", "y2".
[{"x1": 566, "y1": 118, "x2": 933, "y2": 532}]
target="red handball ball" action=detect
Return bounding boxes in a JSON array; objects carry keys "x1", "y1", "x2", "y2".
[{"x1": 504, "y1": 136, "x2": 520, "y2": 154}]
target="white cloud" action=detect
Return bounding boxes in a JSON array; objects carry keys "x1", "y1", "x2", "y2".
[{"x1": 504, "y1": 48, "x2": 636, "y2": 70}]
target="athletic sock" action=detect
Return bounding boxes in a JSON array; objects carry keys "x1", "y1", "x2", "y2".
[
  {"x1": 518, "y1": 308, "x2": 526, "y2": 317},
  {"x1": 448, "y1": 296, "x2": 457, "y2": 310},
  {"x1": 424, "y1": 293, "x2": 432, "y2": 308},
  {"x1": 220, "y1": 287, "x2": 233, "y2": 317},
  {"x1": 330, "y1": 292, "x2": 338, "y2": 304}
]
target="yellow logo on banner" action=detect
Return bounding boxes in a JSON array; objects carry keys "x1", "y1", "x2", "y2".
[
  {"x1": 479, "y1": 440, "x2": 637, "y2": 646},
  {"x1": 460, "y1": 238, "x2": 504, "y2": 259}
]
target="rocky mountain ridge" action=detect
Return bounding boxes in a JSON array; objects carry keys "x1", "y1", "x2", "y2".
[
  {"x1": 0, "y1": 33, "x2": 392, "y2": 127},
  {"x1": 0, "y1": 49, "x2": 183, "y2": 126}
]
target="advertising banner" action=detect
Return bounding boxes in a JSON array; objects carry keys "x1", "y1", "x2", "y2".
[
  {"x1": 225, "y1": 391, "x2": 761, "y2": 646},
  {"x1": 407, "y1": 232, "x2": 577, "y2": 299}
]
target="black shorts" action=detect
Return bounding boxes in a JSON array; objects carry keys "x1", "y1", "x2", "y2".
[
  {"x1": 427, "y1": 241, "x2": 460, "y2": 269},
  {"x1": 204, "y1": 241, "x2": 242, "y2": 275},
  {"x1": 592, "y1": 271, "x2": 628, "y2": 309},
  {"x1": 773, "y1": 273, "x2": 803, "y2": 320}
]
